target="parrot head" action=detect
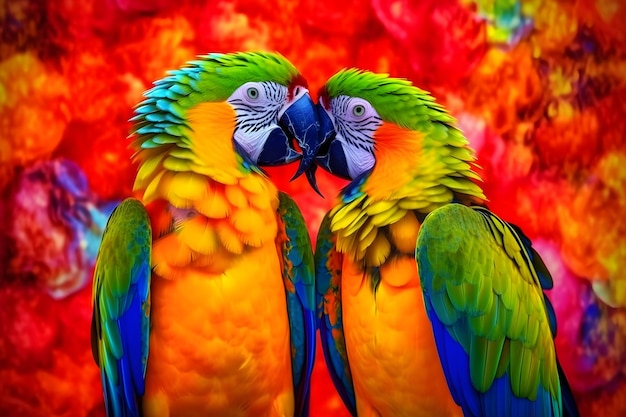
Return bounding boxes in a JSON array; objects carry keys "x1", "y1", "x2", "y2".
[
  {"x1": 130, "y1": 51, "x2": 321, "y2": 194},
  {"x1": 310, "y1": 68, "x2": 484, "y2": 202}
]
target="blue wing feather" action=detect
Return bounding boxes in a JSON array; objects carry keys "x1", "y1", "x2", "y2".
[
  {"x1": 91, "y1": 198, "x2": 152, "y2": 417},
  {"x1": 277, "y1": 192, "x2": 316, "y2": 417},
  {"x1": 426, "y1": 303, "x2": 480, "y2": 417},
  {"x1": 315, "y1": 212, "x2": 357, "y2": 416},
  {"x1": 557, "y1": 359, "x2": 581, "y2": 417}
]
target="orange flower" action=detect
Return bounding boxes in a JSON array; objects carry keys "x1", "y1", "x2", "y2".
[
  {"x1": 290, "y1": 39, "x2": 350, "y2": 96},
  {"x1": 558, "y1": 151, "x2": 626, "y2": 307},
  {"x1": 296, "y1": 0, "x2": 373, "y2": 38},
  {"x1": 60, "y1": 48, "x2": 142, "y2": 123},
  {"x1": 0, "y1": 285, "x2": 102, "y2": 417},
  {"x1": 595, "y1": 86, "x2": 626, "y2": 157},
  {"x1": 576, "y1": 0, "x2": 626, "y2": 48},
  {"x1": 534, "y1": 105, "x2": 600, "y2": 171},
  {"x1": 482, "y1": 172, "x2": 572, "y2": 240},
  {"x1": 193, "y1": 0, "x2": 302, "y2": 57},
  {"x1": 113, "y1": 14, "x2": 196, "y2": 84},
  {"x1": 463, "y1": 43, "x2": 545, "y2": 135},
  {"x1": 527, "y1": 0, "x2": 578, "y2": 55},
  {"x1": 0, "y1": 53, "x2": 70, "y2": 190},
  {"x1": 53, "y1": 119, "x2": 135, "y2": 200}
]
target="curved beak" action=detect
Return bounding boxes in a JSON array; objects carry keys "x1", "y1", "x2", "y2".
[
  {"x1": 277, "y1": 93, "x2": 323, "y2": 184},
  {"x1": 258, "y1": 93, "x2": 343, "y2": 197},
  {"x1": 256, "y1": 92, "x2": 319, "y2": 170},
  {"x1": 310, "y1": 102, "x2": 352, "y2": 182},
  {"x1": 273, "y1": 92, "x2": 328, "y2": 195}
]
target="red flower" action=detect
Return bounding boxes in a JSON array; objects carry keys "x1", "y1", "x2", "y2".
[{"x1": 371, "y1": 0, "x2": 487, "y2": 88}]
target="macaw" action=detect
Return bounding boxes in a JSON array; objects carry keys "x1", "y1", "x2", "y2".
[
  {"x1": 90, "y1": 51, "x2": 318, "y2": 417},
  {"x1": 310, "y1": 68, "x2": 580, "y2": 417}
]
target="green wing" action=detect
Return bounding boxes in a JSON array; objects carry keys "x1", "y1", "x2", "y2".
[
  {"x1": 315, "y1": 212, "x2": 357, "y2": 416},
  {"x1": 416, "y1": 203, "x2": 563, "y2": 416},
  {"x1": 91, "y1": 198, "x2": 152, "y2": 417},
  {"x1": 276, "y1": 192, "x2": 316, "y2": 417}
]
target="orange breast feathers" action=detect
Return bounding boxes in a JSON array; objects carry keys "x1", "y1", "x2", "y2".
[
  {"x1": 143, "y1": 229, "x2": 294, "y2": 416},
  {"x1": 341, "y1": 255, "x2": 462, "y2": 417}
]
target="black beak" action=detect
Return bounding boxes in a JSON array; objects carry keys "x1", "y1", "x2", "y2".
[
  {"x1": 256, "y1": 93, "x2": 320, "y2": 171},
  {"x1": 311, "y1": 102, "x2": 352, "y2": 182},
  {"x1": 279, "y1": 93, "x2": 321, "y2": 178}
]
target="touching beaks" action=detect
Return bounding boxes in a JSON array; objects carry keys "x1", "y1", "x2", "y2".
[
  {"x1": 258, "y1": 91, "x2": 351, "y2": 197},
  {"x1": 290, "y1": 100, "x2": 340, "y2": 197},
  {"x1": 276, "y1": 92, "x2": 325, "y2": 189}
]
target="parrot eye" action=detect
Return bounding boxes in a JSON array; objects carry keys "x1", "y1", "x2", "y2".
[
  {"x1": 344, "y1": 98, "x2": 374, "y2": 120},
  {"x1": 246, "y1": 87, "x2": 260, "y2": 99},
  {"x1": 352, "y1": 104, "x2": 365, "y2": 117}
]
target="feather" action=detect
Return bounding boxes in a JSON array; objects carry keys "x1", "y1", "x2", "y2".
[
  {"x1": 216, "y1": 219, "x2": 244, "y2": 254},
  {"x1": 169, "y1": 172, "x2": 210, "y2": 200},
  {"x1": 225, "y1": 183, "x2": 249, "y2": 208},
  {"x1": 364, "y1": 233, "x2": 391, "y2": 267},
  {"x1": 178, "y1": 216, "x2": 219, "y2": 255},
  {"x1": 230, "y1": 207, "x2": 267, "y2": 236},
  {"x1": 194, "y1": 189, "x2": 230, "y2": 218},
  {"x1": 332, "y1": 206, "x2": 367, "y2": 231},
  {"x1": 388, "y1": 211, "x2": 420, "y2": 253}
]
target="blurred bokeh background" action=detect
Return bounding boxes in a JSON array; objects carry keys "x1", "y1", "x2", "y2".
[{"x1": 0, "y1": 0, "x2": 625, "y2": 415}]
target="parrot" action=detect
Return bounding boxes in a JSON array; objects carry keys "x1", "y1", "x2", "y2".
[
  {"x1": 309, "y1": 68, "x2": 580, "y2": 417},
  {"x1": 90, "y1": 51, "x2": 318, "y2": 417}
]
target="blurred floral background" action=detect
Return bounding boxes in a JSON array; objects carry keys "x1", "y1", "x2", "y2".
[{"x1": 0, "y1": 0, "x2": 625, "y2": 415}]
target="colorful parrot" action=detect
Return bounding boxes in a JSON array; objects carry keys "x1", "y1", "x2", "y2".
[
  {"x1": 311, "y1": 68, "x2": 580, "y2": 417},
  {"x1": 90, "y1": 51, "x2": 318, "y2": 417}
]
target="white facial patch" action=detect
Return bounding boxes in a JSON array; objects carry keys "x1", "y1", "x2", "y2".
[
  {"x1": 330, "y1": 95, "x2": 382, "y2": 177},
  {"x1": 228, "y1": 81, "x2": 288, "y2": 162}
]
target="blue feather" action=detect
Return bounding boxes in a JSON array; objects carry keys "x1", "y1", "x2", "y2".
[
  {"x1": 340, "y1": 172, "x2": 367, "y2": 203},
  {"x1": 120, "y1": 289, "x2": 145, "y2": 397},
  {"x1": 319, "y1": 316, "x2": 357, "y2": 416},
  {"x1": 314, "y1": 214, "x2": 357, "y2": 416},
  {"x1": 278, "y1": 193, "x2": 316, "y2": 417},
  {"x1": 119, "y1": 349, "x2": 139, "y2": 417},
  {"x1": 92, "y1": 199, "x2": 151, "y2": 417},
  {"x1": 426, "y1": 296, "x2": 481, "y2": 417}
]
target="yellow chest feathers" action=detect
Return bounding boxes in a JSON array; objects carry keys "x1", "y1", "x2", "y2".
[
  {"x1": 149, "y1": 173, "x2": 280, "y2": 279},
  {"x1": 331, "y1": 200, "x2": 424, "y2": 268}
]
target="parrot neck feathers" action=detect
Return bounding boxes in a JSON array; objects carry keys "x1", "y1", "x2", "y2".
[
  {"x1": 332, "y1": 120, "x2": 486, "y2": 265},
  {"x1": 132, "y1": 100, "x2": 253, "y2": 206}
]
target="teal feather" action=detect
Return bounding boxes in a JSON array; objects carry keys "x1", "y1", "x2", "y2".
[
  {"x1": 276, "y1": 192, "x2": 316, "y2": 417},
  {"x1": 315, "y1": 213, "x2": 357, "y2": 416}
]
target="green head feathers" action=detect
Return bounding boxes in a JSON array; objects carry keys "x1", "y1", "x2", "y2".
[
  {"x1": 319, "y1": 68, "x2": 456, "y2": 130},
  {"x1": 131, "y1": 51, "x2": 302, "y2": 152},
  {"x1": 144, "y1": 51, "x2": 300, "y2": 109},
  {"x1": 176, "y1": 51, "x2": 300, "y2": 102}
]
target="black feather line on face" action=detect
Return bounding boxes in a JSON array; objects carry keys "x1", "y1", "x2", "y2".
[
  {"x1": 331, "y1": 95, "x2": 379, "y2": 153},
  {"x1": 230, "y1": 82, "x2": 287, "y2": 133}
]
